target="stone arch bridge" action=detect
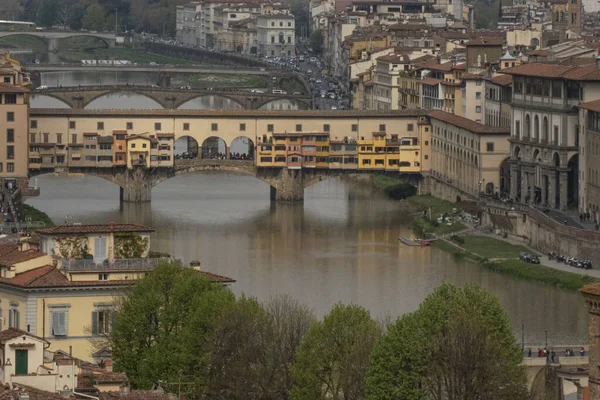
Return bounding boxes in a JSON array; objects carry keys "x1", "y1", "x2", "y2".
[
  {"x1": 0, "y1": 31, "x2": 116, "y2": 52},
  {"x1": 32, "y1": 85, "x2": 313, "y2": 110},
  {"x1": 29, "y1": 160, "x2": 421, "y2": 203}
]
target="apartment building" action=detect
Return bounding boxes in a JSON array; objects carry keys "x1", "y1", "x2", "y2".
[
  {"x1": 460, "y1": 72, "x2": 486, "y2": 123},
  {"x1": 502, "y1": 62, "x2": 600, "y2": 210},
  {"x1": 372, "y1": 53, "x2": 409, "y2": 111},
  {"x1": 256, "y1": 13, "x2": 295, "y2": 57},
  {"x1": 429, "y1": 110, "x2": 511, "y2": 198},
  {"x1": 0, "y1": 52, "x2": 30, "y2": 192},
  {"x1": 578, "y1": 100, "x2": 600, "y2": 221},
  {"x1": 483, "y1": 74, "x2": 512, "y2": 128},
  {"x1": 418, "y1": 59, "x2": 465, "y2": 114},
  {"x1": 175, "y1": 2, "x2": 202, "y2": 46}
]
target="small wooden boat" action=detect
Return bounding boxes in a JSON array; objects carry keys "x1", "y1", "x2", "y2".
[{"x1": 398, "y1": 237, "x2": 431, "y2": 246}]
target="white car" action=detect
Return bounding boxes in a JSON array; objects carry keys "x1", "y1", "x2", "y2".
[
  {"x1": 331, "y1": 106, "x2": 337, "y2": 110},
  {"x1": 316, "y1": 79, "x2": 322, "y2": 83},
  {"x1": 251, "y1": 89, "x2": 265, "y2": 93},
  {"x1": 36, "y1": 85, "x2": 48, "y2": 90},
  {"x1": 293, "y1": 92, "x2": 301, "y2": 95}
]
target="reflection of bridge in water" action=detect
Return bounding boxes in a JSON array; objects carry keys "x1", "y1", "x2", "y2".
[
  {"x1": 32, "y1": 85, "x2": 313, "y2": 110},
  {"x1": 0, "y1": 31, "x2": 116, "y2": 51},
  {"x1": 30, "y1": 159, "x2": 421, "y2": 203}
]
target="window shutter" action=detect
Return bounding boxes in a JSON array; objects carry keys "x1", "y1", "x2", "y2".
[
  {"x1": 58, "y1": 312, "x2": 66, "y2": 336},
  {"x1": 52, "y1": 312, "x2": 59, "y2": 335},
  {"x1": 8, "y1": 310, "x2": 12, "y2": 328},
  {"x1": 91, "y1": 312, "x2": 98, "y2": 336},
  {"x1": 15, "y1": 310, "x2": 19, "y2": 330}
]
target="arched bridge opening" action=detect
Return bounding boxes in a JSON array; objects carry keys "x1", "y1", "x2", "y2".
[
  {"x1": 177, "y1": 94, "x2": 244, "y2": 110},
  {"x1": 85, "y1": 90, "x2": 165, "y2": 109}
]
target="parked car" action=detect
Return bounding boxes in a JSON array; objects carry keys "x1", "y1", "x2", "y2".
[
  {"x1": 272, "y1": 89, "x2": 287, "y2": 94},
  {"x1": 251, "y1": 89, "x2": 264, "y2": 93},
  {"x1": 519, "y1": 252, "x2": 541, "y2": 264}
]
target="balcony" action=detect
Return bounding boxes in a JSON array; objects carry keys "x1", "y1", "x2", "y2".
[{"x1": 61, "y1": 258, "x2": 178, "y2": 272}]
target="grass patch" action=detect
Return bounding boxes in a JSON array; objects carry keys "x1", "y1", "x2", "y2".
[
  {"x1": 459, "y1": 236, "x2": 531, "y2": 259},
  {"x1": 0, "y1": 35, "x2": 47, "y2": 52},
  {"x1": 184, "y1": 72, "x2": 268, "y2": 88},
  {"x1": 22, "y1": 204, "x2": 54, "y2": 228},
  {"x1": 408, "y1": 194, "x2": 456, "y2": 215},
  {"x1": 372, "y1": 175, "x2": 416, "y2": 200},
  {"x1": 279, "y1": 76, "x2": 307, "y2": 95},
  {"x1": 407, "y1": 194, "x2": 464, "y2": 235},
  {"x1": 482, "y1": 259, "x2": 597, "y2": 291}
]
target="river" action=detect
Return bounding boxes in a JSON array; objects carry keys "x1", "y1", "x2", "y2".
[{"x1": 25, "y1": 173, "x2": 589, "y2": 346}]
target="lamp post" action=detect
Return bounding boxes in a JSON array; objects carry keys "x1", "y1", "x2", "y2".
[{"x1": 114, "y1": 8, "x2": 118, "y2": 35}]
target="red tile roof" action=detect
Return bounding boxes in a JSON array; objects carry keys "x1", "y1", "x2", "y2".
[
  {"x1": 0, "y1": 249, "x2": 47, "y2": 267},
  {"x1": 428, "y1": 110, "x2": 510, "y2": 135},
  {"x1": 0, "y1": 384, "x2": 67, "y2": 400},
  {"x1": 0, "y1": 83, "x2": 27, "y2": 93},
  {"x1": 37, "y1": 224, "x2": 154, "y2": 235},
  {"x1": 460, "y1": 72, "x2": 485, "y2": 80},
  {"x1": 453, "y1": 63, "x2": 466, "y2": 70},
  {"x1": 467, "y1": 37, "x2": 504, "y2": 46},
  {"x1": 487, "y1": 74, "x2": 513, "y2": 86},
  {"x1": 529, "y1": 49, "x2": 552, "y2": 56},
  {"x1": 578, "y1": 99, "x2": 600, "y2": 112},
  {"x1": 502, "y1": 63, "x2": 600, "y2": 81},
  {"x1": 420, "y1": 78, "x2": 443, "y2": 86},
  {"x1": 0, "y1": 328, "x2": 49, "y2": 344},
  {"x1": 581, "y1": 282, "x2": 600, "y2": 296},
  {"x1": 99, "y1": 390, "x2": 172, "y2": 400}
]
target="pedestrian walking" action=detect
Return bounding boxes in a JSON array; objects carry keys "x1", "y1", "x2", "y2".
[
  {"x1": 580, "y1": 347, "x2": 585, "y2": 356},
  {"x1": 528, "y1": 348, "x2": 532, "y2": 358},
  {"x1": 551, "y1": 351, "x2": 556, "y2": 363}
]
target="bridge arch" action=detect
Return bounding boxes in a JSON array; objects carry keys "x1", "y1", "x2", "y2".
[
  {"x1": 176, "y1": 94, "x2": 244, "y2": 110},
  {"x1": 230, "y1": 136, "x2": 255, "y2": 160},
  {"x1": 85, "y1": 90, "x2": 165, "y2": 109},
  {"x1": 30, "y1": 94, "x2": 72, "y2": 108},
  {"x1": 257, "y1": 98, "x2": 310, "y2": 110},
  {"x1": 0, "y1": 33, "x2": 47, "y2": 50},
  {"x1": 174, "y1": 136, "x2": 199, "y2": 158},
  {"x1": 201, "y1": 136, "x2": 227, "y2": 159},
  {"x1": 59, "y1": 35, "x2": 112, "y2": 48}
]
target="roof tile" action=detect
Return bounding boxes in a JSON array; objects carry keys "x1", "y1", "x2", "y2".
[
  {"x1": 37, "y1": 224, "x2": 154, "y2": 235},
  {"x1": 428, "y1": 110, "x2": 510, "y2": 135}
]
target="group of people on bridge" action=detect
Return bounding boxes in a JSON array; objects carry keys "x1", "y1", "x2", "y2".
[{"x1": 174, "y1": 152, "x2": 254, "y2": 161}]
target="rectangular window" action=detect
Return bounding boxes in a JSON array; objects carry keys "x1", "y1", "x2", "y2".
[
  {"x1": 296, "y1": 124, "x2": 302, "y2": 131},
  {"x1": 183, "y1": 123, "x2": 190, "y2": 131},
  {"x1": 4, "y1": 94, "x2": 16, "y2": 104},
  {"x1": 30, "y1": 120, "x2": 37, "y2": 129},
  {"x1": 476, "y1": 106, "x2": 482, "y2": 113},
  {"x1": 43, "y1": 133, "x2": 49, "y2": 143},
  {"x1": 7, "y1": 146, "x2": 14, "y2": 160},
  {"x1": 69, "y1": 121, "x2": 76, "y2": 130},
  {"x1": 240, "y1": 123, "x2": 246, "y2": 131},
  {"x1": 92, "y1": 309, "x2": 113, "y2": 335},
  {"x1": 126, "y1": 122, "x2": 133, "y2": 130},
  {"x1": 351, "y1": 124, "x2": 358, "y2": 132},
  {"x1": 57, "y1": 133, "x2": 62, "y2": 144},
  {"x1": 30, "y1": 133, "x2": 35, "y2": 143},
  {"x1": 407, "y1": 124, "x2": 414, "y2": 131},
  {"x1": 7, "y1": 163, "x2": 13, "y2": 172},
  {"x1": 476, "y1": 80, "x2": 482, "y2": 86},
  {"x1": 51, "y1": 310, "x2": 67, "y2": 336},
  {"x1": 3, "y1": 77, "x2": 9, "y2": 83},
  {"x1": 476, "y1": 92, "x2": 481, "y2": 99},
  {"x1": 324, "y1": 124, "x2": 330, "y2": 132},
  {"x1": 211, "y1": 123, "x2": 218, "y2": 131},
  {"x1": 486, "y1": 142, "x2": 495, "y2": 152},
  {"x1": 155, "y1": 123, "x2": 161, "y2": 131},
  {"x1": 97, "y1": 122, "x2": 104, "y2": 130},
  {"x1": 267, "y1": 124, "x2": 274, "y2": 132},
  {"x1": 6, "y1": 112, "x2": 14, "y2": 122},
  {"x1": 71, "y1": 133, "x2": 77, "y2": 144},
  {"x1": 8, "y1": 308, "x2": 19, "y2": 329},
  {"x1": 7, "y1": 129, "x2": 13, "y2": 143},
  {"x1": 379, "y1": 124, "x2": 386, "y2": 132},
  {"x1": 98, "y1": 273, "x2": 109, "y2": 281}
]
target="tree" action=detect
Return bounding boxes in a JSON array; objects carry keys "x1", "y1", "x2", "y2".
[
  {"x1": 366, "y1": 284, "x2": 528, "y2": 400},
  {"x1": 36, "y1": 0, "x2": 59, "y2": 28},
  {"x1": 291, "y1": 303, "x2": 381, "y2": 400},
  {"x1": 110, "y1": 261, "x2": 235, "y2": 390},
  {"x1": 309, "y1": 29, "x2": 323, "y2": 54},
  {"x1": 81, "y1": 2, "x2": 106, "y2": 31},
  {"x1": 0, "y1": 0, "x2": 23, "y2": 21},
  {"x1": 55, "y1": 0, "x2": 78, "y2": 30}
]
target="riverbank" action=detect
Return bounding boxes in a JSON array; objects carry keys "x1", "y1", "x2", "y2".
[
  {"x1": 22, "y1": 204, "x2": 55, "y2": 228},
  {"x1": 406, "y1": 194, "x2": 597, "y2": 290},
  {"x1": 434, "y1": 235, "x2": 597, "y2": 291},
  {"x1": 371, "y1": 175, "x2": 416, "y2": 200}
]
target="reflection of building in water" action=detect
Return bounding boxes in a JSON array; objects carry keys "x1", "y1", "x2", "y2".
[
  {"x1": 259, "y1": 99, "x2": 301, "y2": 110},
  {"x1": 178, "y1": 95, "x2": 244, "y2": 110}
]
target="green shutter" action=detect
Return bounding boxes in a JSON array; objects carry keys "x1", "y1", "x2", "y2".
[{"x1": 91, "y1": 311, "x2": 98, "y2": 336}]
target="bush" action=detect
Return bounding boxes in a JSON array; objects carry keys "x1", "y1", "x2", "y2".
[{"x1": 451, "y1": 235, "x2": 465, "y2": 244}]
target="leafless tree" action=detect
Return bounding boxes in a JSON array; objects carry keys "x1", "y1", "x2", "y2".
[
  {"x1": 0, "y1": 0, "x2": 23, "y2": 21},
  {"x1": 55, "y1": 0, "x2": 75, "y2": 31}
]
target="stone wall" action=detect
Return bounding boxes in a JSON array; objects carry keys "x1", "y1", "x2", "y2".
[
  {"x1": 482, "y1": 202, "x2": 600, "y2": 266},
  {"x1": 419, "y1": 175, "x2": 478, "y2": 202}
]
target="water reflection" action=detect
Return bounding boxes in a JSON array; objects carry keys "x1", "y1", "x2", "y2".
[
  {"x1": 86, "y1": 92, "x2": 162, "y2": 109},
  {"x1": 178, "y1": 96, "x2": 243, "y2": 110},
  {"x1": 259, "y1": 99, "x2": 302, "y2": 110},
  {"x1": 24, "y1": 173, "x2": 588, "y2": 345},
  {"x1": 30, "y1": 95, "x2": 71, "y2": 108}
]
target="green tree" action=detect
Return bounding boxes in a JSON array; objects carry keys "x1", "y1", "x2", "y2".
[
  {"x1": 366, "y1": 284, "x2": 528, "y2": 400},
  {"x1": 110, "y1": 261, "x2": 235, "y2": 389},
  {"x1": 81, "y1": 2, "x2": 106, "y2": 31},
  {"x1": 309, "y1": 29, "x2": 323, "y2": 54},
  {"x1": 36, "y1": 0, "x2": 59, "y2": 28},
  {"x1": 291, "y1": 303, "x2": 381, "y2": 400}
]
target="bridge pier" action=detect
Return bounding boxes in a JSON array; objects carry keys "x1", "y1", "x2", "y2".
[
  {"x1": 269, "y1": 169, "x2": 304, "y2": 202},
  {"x1": 47, "y1": 38, "x2": 58, "y2": 53},
  {"x1": 119, "y1": 167, "x2": 153, "y2": 203}
]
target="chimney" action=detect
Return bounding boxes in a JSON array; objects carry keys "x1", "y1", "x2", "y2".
[
  {"x1": 105, "y1": 359, "x2": 113, "y2": 372},
  {"x1": 596, "y1": 56, "x2": 600, "y2": 69}
]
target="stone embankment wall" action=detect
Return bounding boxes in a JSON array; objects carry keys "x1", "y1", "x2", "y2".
[
  {"x1": 483, "y1": 203, "x2": 600, "y2": 266},
  {"x1": 419, "y1": 175, "x2": 477, "y2": 202}
]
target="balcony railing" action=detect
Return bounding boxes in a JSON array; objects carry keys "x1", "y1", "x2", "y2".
[{"x1": 61, "y1": 258, "x2": 179, "y2": 272}]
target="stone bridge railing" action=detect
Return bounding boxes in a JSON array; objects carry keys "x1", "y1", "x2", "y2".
[{"x1": 174, "y1": 159, "x2": 255, "y2": 170}]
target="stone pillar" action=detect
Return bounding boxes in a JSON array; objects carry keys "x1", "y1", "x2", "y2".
[
  {"x1": 529, "y1": 172, "x2": 535, "y2": 205},
  {"x1": 226, "y1": 146, "x2": 230, "y2": 159},
  {"x1": 560, "y1": 171, "x2": 568, "y2": 211},
  {"x1": 541, "y1": 173, "x2": 547, "y2": 205},
  {"x1": 549, "y1": 174, "x2": 556, "y2": 209},
  {"x1": 119, "y1": 167, "x2": 153, "y2": 203},
  {"x1": 271, "y1": 169, "x2": 304, "y2": 202},
  {"x1": 47, "y1": 38, "x2": 58, "y2": 52},
  {"x1": 510, "y1": 163, "x2": 518, "y2": 200},
  {"x1": 520, "y1": 168, "x2": 527, "y2": 203}
]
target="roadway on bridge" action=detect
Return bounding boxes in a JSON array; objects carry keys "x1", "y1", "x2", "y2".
[{"x1": 25, "y1": 64, "x2": 273, "y2": 75}]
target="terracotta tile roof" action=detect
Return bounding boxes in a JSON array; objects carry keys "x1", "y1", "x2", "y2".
[
  {"x1": 578, "y1": 99, "x2": 600, "y2": 112},
  {"x1": 199, "y1": 270, "x2": 237, "y2": 283},
  {"x1": 0, "y1": 384, "x2": 68, "y2": 400},
  {"x1": 99, "y1": 390, "x2": 172, "y2": 400},
  {"x1": 581, "y1": 282, "x2": 600, "y2": 296},
  {"x1": 502, "y1": 63, "x2": 600, "y2": 81},
  {"x1": 460, "y1": 72, "x2": 485, "y2": 80},
  {"x1": 453, "y1": 63, "x2": 466, "y2": 70},
  {"x1": 0, "y1": 249, "x2": 47, "y2": 267},
  {"x1": 428, "y1": 110, "x2": 510, "y2": 135},
  {"x1": 37, "y1": 224, "x2": 154, "y2": 234},
  {"x1": 30, "y1": 109, "x2": 427, "y2": 118},
  {"x1": 487, "y1": 74, "x2": 513, "y2": 86},
  {"x1": 376, "y1": 53, "x2": 410, "y2": 63},
  {"x1": 417, "y1": 59, "x2": 454, "y2": 72},
  {"x1": 0, "y1": 328, "x2": 49, "y2": 344},
  {"x1": 529, "y1": 49, "x2": 552, "y2": 56},
  {"x1": 0, "y1": 243, "x2": 18, "y2": 257},
  {"x1": 467, "y1": 37, "x2": 504, "y2": 46},
  {"x1": 0, "y1": 83, "x2": 27, "y2": 93}
]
